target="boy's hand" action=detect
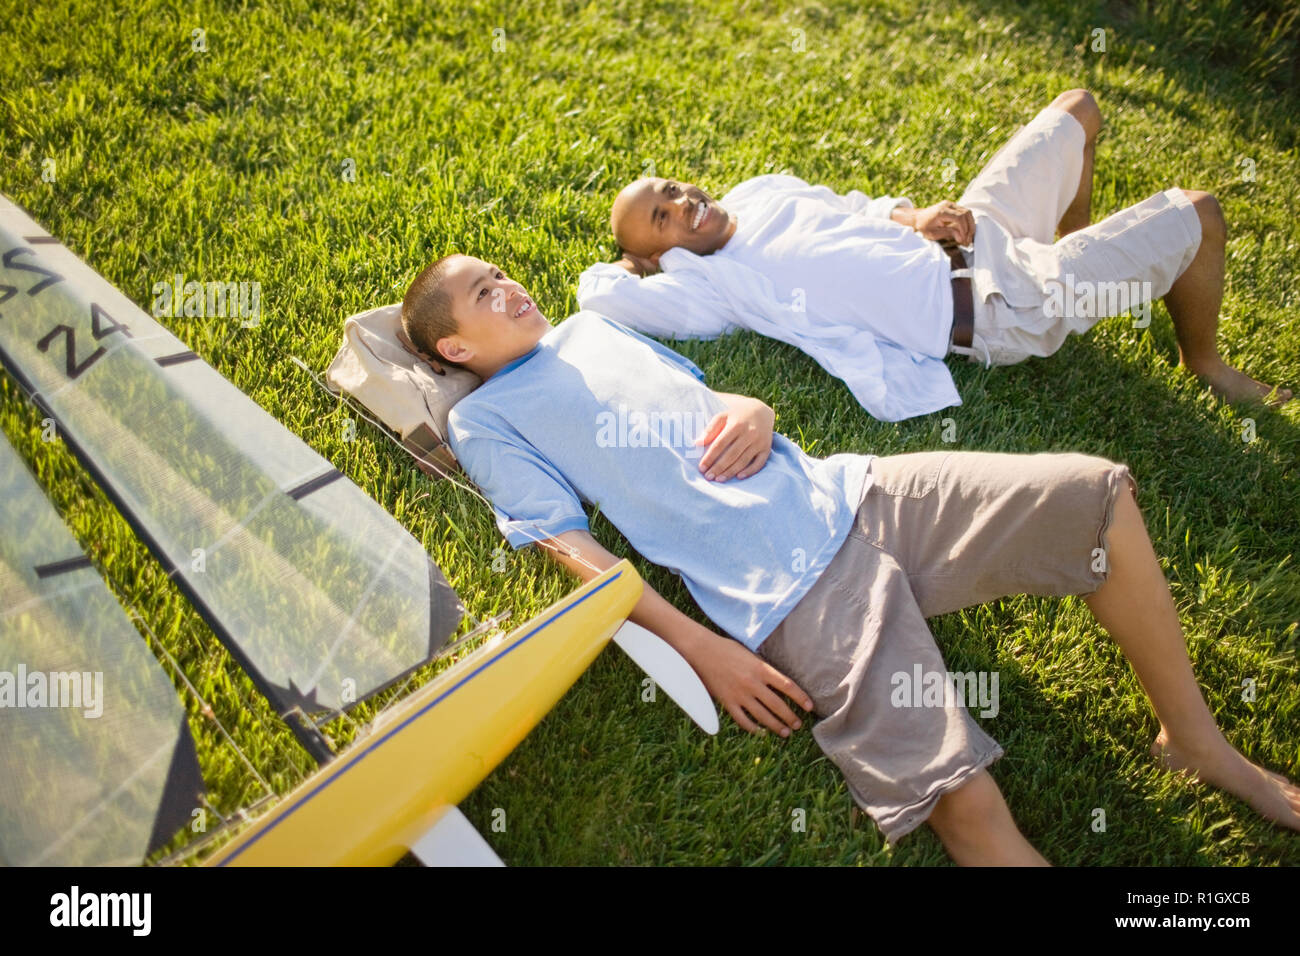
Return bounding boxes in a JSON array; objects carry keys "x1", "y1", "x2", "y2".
[
  {"x1": 689, "y1": 633, "x2": 814, "y2": 736},
  {"x1": 695, "y1": 395, "x2": 775, "y2": 481}
]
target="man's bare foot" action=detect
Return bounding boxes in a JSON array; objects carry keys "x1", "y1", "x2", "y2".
[
  {"x1": 1150, "y1": 728, "x2": 1300, "y2": 829},
  {"x1": 1186, "y1": 358, "x2": 1293, "y2": 407}
]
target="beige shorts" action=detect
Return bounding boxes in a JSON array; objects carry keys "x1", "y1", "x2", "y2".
[
  {"x1": 757, "y1": 450, "x2": 1137, "y2": 845},
  {"x1": 955, "y1": 106, "x2": 1204, "y2": 366}
]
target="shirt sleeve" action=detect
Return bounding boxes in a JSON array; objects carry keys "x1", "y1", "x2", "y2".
[
  {"x1": 576, "y1": 260, "x2": 739, "y2": 340},
  {"x1": 800, "y1": 182, "x2": 913, "y2": 220},
  {"x1": 448, "y1": 409, "x2": 590, "y2": 550},
  {"x1": 846, "y1": 189, "x2": 913, "y2": 220}
]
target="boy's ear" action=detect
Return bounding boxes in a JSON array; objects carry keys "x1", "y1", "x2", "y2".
[{"x1": 436, "y1": 336, "x2": 472, "y2": 368}]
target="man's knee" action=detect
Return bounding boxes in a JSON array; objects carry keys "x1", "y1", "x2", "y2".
[
  {"x1": 1180, "y1": 189, "x2": 1225, "y2": 244},
  {"x1": 1050, "y1": 88, "x2": 1101, "y2": 140}
]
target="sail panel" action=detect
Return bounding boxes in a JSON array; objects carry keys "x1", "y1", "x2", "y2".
[
  {"x1": 0, "y1": 430, "x2": 203, "y2": 865},
  {"x1": 0, "y1": 195, "x2": 462, "y2": 720}
]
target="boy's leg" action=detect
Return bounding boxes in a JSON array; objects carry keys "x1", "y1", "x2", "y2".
[
  {"x1": 757, "y1": 487, "x2": 1029, "y2": 864},
  {"x1": 1084, "y1": 489, "x2": 1300, "y2": 827},
  {"x1": 926, "y1": 769, "x2": 1048, "y2": 866},
  {"x1": 873, "y1": 450, "x2": 1300, "y2": 836}
]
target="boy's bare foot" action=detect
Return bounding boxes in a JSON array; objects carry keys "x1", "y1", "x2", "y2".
[
  {"x1": 1188, "y1": 358, "x2": 1293, "y2": 406},
  {"x1": 1150, "y1": 728, "x2": 1300, "y2": 829}
]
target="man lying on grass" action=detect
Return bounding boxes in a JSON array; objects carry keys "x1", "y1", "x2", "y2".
[
  {"x1": 578, "y1": 89, "x2": 1291, "y2": 421},
  {"x1": 403, "y1": 253, "x2": 1299, "y2": 865}
]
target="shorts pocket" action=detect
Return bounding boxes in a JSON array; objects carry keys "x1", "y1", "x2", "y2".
[{"x1": 867, "y1": 452, "x2": 953, "y2": 500}]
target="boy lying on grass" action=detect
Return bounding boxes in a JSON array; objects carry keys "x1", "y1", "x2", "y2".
[{"x1": 402, "y1": 252, "x2": 1300, "y2": 864}]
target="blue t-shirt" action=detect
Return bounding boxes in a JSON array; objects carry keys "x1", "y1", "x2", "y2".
[{"x1": 447, "y1": 312, "x2": 873, "y2": 650}]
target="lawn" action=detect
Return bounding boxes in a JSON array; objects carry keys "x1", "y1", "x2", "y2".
[{"x1": 1, "y1": 0, "x2": 1297, "y2": 865}]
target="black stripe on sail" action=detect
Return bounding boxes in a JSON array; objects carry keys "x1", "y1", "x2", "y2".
[
  {"x1": 24, "y1": 235, "x2": 59, "y2": 244},
  {"x1": 34, "y1": 555, "x2": 93, "y2": 577},
  {"x1": 144, "y1": 714, "x2": 205, "y2": 858},
  {"x1": 426, "y1": 557, "x2": 463, "y2": 658},
  {"x1": 285, "y1": 469, "x2": 343, "y2": 500},
  {"x1": 155, "y1": 351, "x2": 200, "y2": 367}
]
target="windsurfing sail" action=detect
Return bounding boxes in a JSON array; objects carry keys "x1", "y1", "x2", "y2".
[
  {"x1": 0, "y1": 195, "x2": 463, "y2": 760},
  {"x1": 0, "y1": 429, "x2": 204, "y2": 865}
]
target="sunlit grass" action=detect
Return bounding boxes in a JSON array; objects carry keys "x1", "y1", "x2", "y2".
[{"x1": 1, "y1": 0, "x2": 1297, "y2": 865}]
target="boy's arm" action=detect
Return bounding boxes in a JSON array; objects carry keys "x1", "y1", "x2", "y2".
[
  {"x1": 695, "y1": 391, "x2": 776, "y2": 481},
  {"x1": 542, "y1": 529, "x2": 813, "y2": 736}
]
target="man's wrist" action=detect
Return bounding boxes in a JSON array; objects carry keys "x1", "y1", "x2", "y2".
[{"x1": 890, "y1": 205, "x2": 918, "y2": 229}]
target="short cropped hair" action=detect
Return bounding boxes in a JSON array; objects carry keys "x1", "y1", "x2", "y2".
[{"x1": 402, "y1": 254, "x2": 463, "y2": 368}]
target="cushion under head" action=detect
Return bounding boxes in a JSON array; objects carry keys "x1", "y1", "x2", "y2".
[{"x1": 325, "y1": 303, "x2": 481, "y2": 475}]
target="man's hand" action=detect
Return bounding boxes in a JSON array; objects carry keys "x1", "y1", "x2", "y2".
[
  {"x1": 911, "y1": 200, "x2": 976, "y2": 244},
  {"x1": 695, "y1": 393, "x2": 775, "y2": 481},
  {"x1": 688, "y1": 633, "x2": 814, "y2": 736},
  {"x1": 616, "y1": 252, "x2": 660, "y2": 277}
]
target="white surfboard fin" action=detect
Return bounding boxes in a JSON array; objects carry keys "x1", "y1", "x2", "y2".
[
  {"x1": 409, "y1": 808, "x2": 505, "y2": 867},
  {"x1": 612, "y1": 621, "x2": 719, "y2": 735}
]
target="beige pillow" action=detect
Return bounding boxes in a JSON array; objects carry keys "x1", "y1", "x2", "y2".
[{"x1": 325, "y1": 303, "x2": 481, "y2": 477}]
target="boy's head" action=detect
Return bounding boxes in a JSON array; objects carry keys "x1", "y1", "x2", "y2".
[
  {"x1": 610, "y1": 176, "x2": 737, "y2": 266},
  {"x1": 402, "y1": 254, "x2": 551, "y2": 379}
]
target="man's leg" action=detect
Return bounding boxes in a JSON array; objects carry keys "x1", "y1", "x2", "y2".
[
  {"x1": 1162, "y1": 189, "x2": 1292, "y2": 405},
  {"x1": 1049, "y1": 89, "x2": 1101, "y2": 237},
  {"x1": 927, "y1": 769, "x2": 1049, "y2": 866},
  {"x1": 1085, "y1": 489, "x2": 1300, "y2": 827}
]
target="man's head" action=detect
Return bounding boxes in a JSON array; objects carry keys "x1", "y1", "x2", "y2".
[
  {"x1": 610, "y1": 177, "x2": 737, "y2": 266},
  {"x1": 402, "y1": 254, "x2": 551, "y2": 380}
]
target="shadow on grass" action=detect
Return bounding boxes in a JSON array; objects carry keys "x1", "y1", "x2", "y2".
[{"x1": 943, "y1": 0, "x2": 1299, "y2": 146}]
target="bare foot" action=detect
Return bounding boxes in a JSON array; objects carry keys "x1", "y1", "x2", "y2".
[
  {"x1": 1151, "y1": 729, "x2": 1300, "y2": 830},
  {"x1": 1187, "y1": 358, "x2": 1293, "y2": 407}
]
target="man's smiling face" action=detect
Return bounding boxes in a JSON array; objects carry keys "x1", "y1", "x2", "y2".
[
  {"x1": 611, "y1": 177, "x2": 737, "y2": 263},
  {"x1": 435, "y1": 254, "x2": 552, "y2": 378}
]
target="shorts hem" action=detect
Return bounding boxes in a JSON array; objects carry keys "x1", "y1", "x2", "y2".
[
  {"x1": 1080, "y1": 463, "x2": 1137, "y2": 597},
  {"x1": 876, "y1": 740, "x2": 1007, "y2": 846}
]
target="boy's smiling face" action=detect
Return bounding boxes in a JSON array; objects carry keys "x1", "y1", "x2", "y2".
[{"x1": 435, "y1": 254, "x2": 552, "y2": 378}]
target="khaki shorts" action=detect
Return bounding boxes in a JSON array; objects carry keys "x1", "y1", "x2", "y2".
[
  {"x1": 757, "y1": 450, "x2": 1137, "y2": 845},
  {"x1": 955, "y1": 106, "x2": 1203, "y2": 366}
]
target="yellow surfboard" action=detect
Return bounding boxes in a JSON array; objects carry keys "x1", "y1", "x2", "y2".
[{"x1": 206, "y1": 560, "x2": 643, "y2": 866}]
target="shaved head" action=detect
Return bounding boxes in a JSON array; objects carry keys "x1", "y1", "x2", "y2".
[{"x1": 610, "y1": 176, "x2": 736, "y2": 263}]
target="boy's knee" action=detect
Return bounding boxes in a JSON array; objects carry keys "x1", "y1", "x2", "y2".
[
  {"x1": 929, "y1": 768, "x2": 1007, "y2": 830},
  {"x1": 1051, "y1": 88, "x2": 1101, "y2": 140}
]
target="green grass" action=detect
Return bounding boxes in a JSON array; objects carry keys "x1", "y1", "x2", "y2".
[{"x1": 2, "y1": 0, "x2": 1298, "y2": 866}]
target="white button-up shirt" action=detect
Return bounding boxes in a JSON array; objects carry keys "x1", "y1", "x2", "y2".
[{"x1": 577, "y1": 174, "x2": 964, "y2": 422}]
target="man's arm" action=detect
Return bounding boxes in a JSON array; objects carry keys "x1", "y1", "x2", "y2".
[
  {"x1": 576, "y1": 259, "x2": 739, "y2": 340},
  {"x1": 891, "y1": 201, "x2": 976, "y2": 244},
  {"x1": 542, "y1": 529, "x2": 814, "y2": 736}
]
